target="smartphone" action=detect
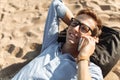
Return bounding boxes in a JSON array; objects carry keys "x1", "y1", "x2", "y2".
[{"x1": 78, "y1": 38, "x2": 85, "y2": 51}]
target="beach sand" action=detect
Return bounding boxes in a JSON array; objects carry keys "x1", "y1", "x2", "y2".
[{"x1": 0, "y1": 0, "x2": 120, "y2": 79}]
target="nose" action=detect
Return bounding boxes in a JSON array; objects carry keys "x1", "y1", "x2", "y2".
[
  {"x1": 72, "y1": 25, "x2": 81, "y2": 37},
  {"x1": 73, "y1": 25, "x2": 80, "y2": 33}
]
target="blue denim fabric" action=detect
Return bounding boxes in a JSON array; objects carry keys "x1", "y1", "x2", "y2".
[
  {"x1": 12, "y1": 0, "x2": 103, "y2": 80},
  {"x1": 41, "y1": 0, "x2": 67, "y2": 52}
]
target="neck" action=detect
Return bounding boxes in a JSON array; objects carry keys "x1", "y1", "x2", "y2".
[{"x1": 62, "y1": 43, "x2": 78, "y2": 58}]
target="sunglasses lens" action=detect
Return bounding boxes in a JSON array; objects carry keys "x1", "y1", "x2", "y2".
[{"x1": 80, "y1": 25, "x2": 90, "y2": 33}]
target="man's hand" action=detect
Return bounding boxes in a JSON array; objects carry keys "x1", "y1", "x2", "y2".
[{"x1": 77, "y1": 36, "x2": 97, "y2": 60}]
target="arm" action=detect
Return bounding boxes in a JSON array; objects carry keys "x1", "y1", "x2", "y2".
[
  {"x1": 77, "y1": 36, "x2": 103, "y2": 80},
  {"x1": 41, "y1": 0, "x2": 73, "y2": 52},
  {"x1": 61, "y1": 7, "x2": 74, "y2": 25},
  {"x1": 78, "y1": 60, "x2": 91, "y2": 80}
]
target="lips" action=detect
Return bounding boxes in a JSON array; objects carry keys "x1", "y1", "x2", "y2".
[
  {"x1": 66, "y1": 28, "x2": 80, "y2": 44},
  {"x1": 68, "y1": 32, "x2": 78, "y2": 42}
]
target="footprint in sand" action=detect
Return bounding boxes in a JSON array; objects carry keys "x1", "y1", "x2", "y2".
[
  {"x1": 29, "y1": 43, "x2": 42, "y2": 51},
  {"x1": 0, "y1": 33, "x2": 4, "y2": 39},
  {"x1": 5, "y1": 44, "x2": 23, "y2": 58}
]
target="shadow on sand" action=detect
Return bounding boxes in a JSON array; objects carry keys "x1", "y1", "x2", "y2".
[{"x1": 0, "y1": 44, "x2": 42, "y2": 79}]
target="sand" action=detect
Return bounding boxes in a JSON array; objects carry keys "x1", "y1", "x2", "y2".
[{"x1": 0, "y1": 0, "x2": 120, "y2": 79}]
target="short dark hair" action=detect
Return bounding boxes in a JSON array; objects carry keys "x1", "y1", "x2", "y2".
[{"x1": 76, "y1": 8, "x2": 102, "y2": 37}]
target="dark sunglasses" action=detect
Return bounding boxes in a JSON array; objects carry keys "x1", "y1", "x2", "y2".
[{"x1": 70, "y1": 18, "x2": 93, "y2": 35}]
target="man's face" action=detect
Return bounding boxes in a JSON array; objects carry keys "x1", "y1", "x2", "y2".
[{"x1": 66, "y1": 14, "x2": 97, "y2": 45}]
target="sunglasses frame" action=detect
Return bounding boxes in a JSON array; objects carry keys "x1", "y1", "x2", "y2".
[{"x1": 70, "y1": 18, "x2": 93, "y2": 35}]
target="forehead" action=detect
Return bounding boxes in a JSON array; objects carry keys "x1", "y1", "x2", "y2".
[{"x1": 75, "y1": 14, "x2": 96, "y2": 30}]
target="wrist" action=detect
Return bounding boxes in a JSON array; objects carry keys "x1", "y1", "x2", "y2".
[{"x1": 77, "y1": 56, "x2": 89, "y2": 63}]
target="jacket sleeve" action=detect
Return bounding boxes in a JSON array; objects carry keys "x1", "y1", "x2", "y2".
[{"x1": 41, "y1": 0, "x2": 67, "y2": 52}]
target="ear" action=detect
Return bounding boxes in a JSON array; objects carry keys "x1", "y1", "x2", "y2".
[{"x1": 94, "y1": 37, "x2": 99, "y2": 43}]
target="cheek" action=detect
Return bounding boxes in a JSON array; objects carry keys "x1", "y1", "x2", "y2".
[
  {"x1": 66, "y1": 28, "x2": 70, "y2": 39},
  {"x1": 80, "y1": 31, "x2": 91, "y2": 36},
  {"x1": 66, "y1": 28, "x2": 70, "y2": 35},
  {"x1": 67, "y1": 27, "x2": 73, "y2": 34}
]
